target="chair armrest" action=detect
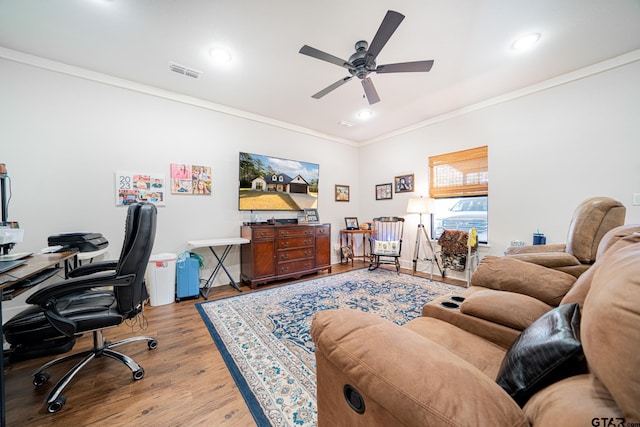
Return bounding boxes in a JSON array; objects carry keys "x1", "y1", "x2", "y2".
[
  {"x1": 311, "y1": 309, "x2": 527, "y2": 427},
  {"x1": 26, "y1": 272, "x2": 134, "y2": 306},
  {"x1": 67, "y1": 260, "x2": 118, "y2": 278}
]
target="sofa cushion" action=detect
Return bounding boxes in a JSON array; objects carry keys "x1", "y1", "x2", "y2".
[
  {"x1": 581, "y1": 241, "x2": 640, "y2": 422},
  {"x1": 562, "y1": 229, "x2": 640, "y2": 309},
  {"x1": 461, "y1": 289, "x2": 553, "y2": 330},
  {"x1": 495, "y1": 303, "x2": 587, "y2": 407},
  {"x1": 471, "y1": 256, "x2": 576, "y2": 306},
  {"x1": 523, "y1": 375, "x2": 624, "y2": 426},
  {"x1": 404, "y1": 317, "x2": 507, "y2": 379}
]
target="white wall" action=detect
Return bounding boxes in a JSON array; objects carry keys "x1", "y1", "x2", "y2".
[{"x1": 359, "y1": 59, "x2": 640, "y2": 274}]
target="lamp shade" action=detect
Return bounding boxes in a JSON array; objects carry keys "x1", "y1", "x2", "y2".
[{"x1": 407, "y1": 197, "x2": 434, "y2": 214}]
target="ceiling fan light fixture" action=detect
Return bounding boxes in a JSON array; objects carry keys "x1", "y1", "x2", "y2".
[
  {"x1": 357, "y1": 110, "x2": 373, "y2": 120},
  {"x1": 512, "y1": 33, "x2": 541, "y2": 51},
  {"x1": 209, "y1": 47, "x2": 232, "y2": 64},
  {"x1": 299, "y1": 10, "x2": 433, "y2": 104}
]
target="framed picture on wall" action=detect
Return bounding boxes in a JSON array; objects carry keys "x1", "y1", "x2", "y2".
[
  {"x1": 115, "y1": 171, "x2": 166, "y2": 206},
  {"x1": 335, "y1": 184, "x2": 350, "y2": 202},
  {"x1": 375, "y1": 183, "x2": 393, "y2": 200},
  {"x1": 394, "y1": 174, "x2": 414, "y2": 193}
]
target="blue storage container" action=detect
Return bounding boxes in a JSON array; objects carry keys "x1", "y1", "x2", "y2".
[{"x1": 176, "y1": 254, "x2": 200, "y2": 301}]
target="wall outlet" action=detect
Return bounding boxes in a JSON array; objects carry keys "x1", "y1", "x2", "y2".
[{"x1": 634, "y1": 193, "x2": 640, "y2": 206}]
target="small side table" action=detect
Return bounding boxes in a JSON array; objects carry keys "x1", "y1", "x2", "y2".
[{"x1": 340, "y1": 229, "x2": 371, "y2": 264}]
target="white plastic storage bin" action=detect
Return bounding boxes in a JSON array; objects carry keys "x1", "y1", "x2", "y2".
[{"x1": 145, "y1": 253, "x2": 177, "y2": 306}]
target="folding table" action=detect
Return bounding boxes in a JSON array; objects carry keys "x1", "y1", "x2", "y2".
[{"x1": 187, "y1": 237, "x2": 249, "y2": 298}]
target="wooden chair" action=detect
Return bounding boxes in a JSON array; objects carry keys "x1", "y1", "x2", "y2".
[{"x1": 369, "y1": 217, "x2": 404, "y2": 274}]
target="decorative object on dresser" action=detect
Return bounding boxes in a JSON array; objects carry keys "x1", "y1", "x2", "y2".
[
  {"x1": 240, "y1": 223, "x2": 331, "y2": 289},
  {"x1": 304, "y1": 208, "x2": 319, "y2": 223}
]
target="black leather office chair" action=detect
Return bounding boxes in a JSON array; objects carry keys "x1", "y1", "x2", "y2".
[{"x1": 3, "y1": 202, "x2": 158, "y2": 413}]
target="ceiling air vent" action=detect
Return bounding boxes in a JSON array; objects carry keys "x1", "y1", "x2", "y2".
[{"x1": 168, "y1": 61, "x2": 202, "y2": 79}]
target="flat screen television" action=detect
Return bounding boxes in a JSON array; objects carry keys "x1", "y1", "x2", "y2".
[{"x1": 239, "y1": 152, "x2": 319, "y2": 211}]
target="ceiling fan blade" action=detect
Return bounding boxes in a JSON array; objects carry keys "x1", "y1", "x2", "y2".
[
  {"x1": 312, "y1": 76, "x2": 353, "y2": 99},
  {"x1": 299, "y1": 45, "x2": 353, "y2": 70},
  {"x1": 366, "y1": 10, "x2": 405, "y2": 64},
  {"x1": 361, "y1": 77, "x2": 380, "y2": 105},
  {"x1": 376, "y1": 60, "x2": 434, "y2": 73}
]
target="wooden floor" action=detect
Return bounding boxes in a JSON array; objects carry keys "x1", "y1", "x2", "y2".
[{"x1": 3, "y1": 261, "x2": 463, "y2": 426}]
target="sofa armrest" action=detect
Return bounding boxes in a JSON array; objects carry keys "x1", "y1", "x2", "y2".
[
  {"x1": 461, "y1": 289, "x2": 553, "y2": 330},
  {"x1": 507, "y1": 252, "x2": 583, "y2": 269},
  {"x1": 505, "y1": 243, "x2": 566, "y2": 255},
  {"x1": 311, "y1": 309, "x2": 527, "y2": 427}
]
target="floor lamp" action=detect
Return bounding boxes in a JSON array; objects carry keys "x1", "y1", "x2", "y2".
[{"x1": 407, "y1": 197, "x2": 442, "y2": 279}]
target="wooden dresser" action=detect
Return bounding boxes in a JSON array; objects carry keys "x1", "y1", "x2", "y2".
[{"x1": 240, "y1": 223, "x2": 331, "y2": 289}]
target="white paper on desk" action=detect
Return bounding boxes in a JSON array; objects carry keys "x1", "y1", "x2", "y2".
[{"x1": 40, "y1": 245, "x2": 64, "y2": 253}]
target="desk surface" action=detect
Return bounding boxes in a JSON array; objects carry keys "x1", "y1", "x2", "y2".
[
  {"x1": 1, "y1": 251, "x2": 78, "y2": 426},
  {"x1": 188, "y1": 238, "x2": 250, "y2": 249},
  {"x1": 0, "y1": 252, "x2": 77, "y2": 289}
]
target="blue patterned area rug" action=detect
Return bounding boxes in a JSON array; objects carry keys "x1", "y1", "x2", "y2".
[{"x1": 196, "y1": 268, "x2": 461, "y2": 426}]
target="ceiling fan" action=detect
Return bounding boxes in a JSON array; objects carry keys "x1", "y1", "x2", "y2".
[{"x1": 299, "y1": 10, "x2": 434, "y2": 105}]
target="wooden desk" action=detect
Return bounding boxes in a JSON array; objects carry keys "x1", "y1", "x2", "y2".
[
  {"x1": 0, "y1": 251, "x2": 77, "y2": 427},
  {"x1": 340, "y1": 229, "x2": 371, "y2": 263},
  {"x1": 188, "y1": 238, "x2": 250, "y2": 298}
]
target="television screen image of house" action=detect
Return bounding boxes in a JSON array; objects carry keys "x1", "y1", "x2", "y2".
[{"x1": 239, "y1": 152, "x2": 319, "y2": 211}]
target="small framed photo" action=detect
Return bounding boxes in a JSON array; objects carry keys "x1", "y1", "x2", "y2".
[
  {"x1": 345, "y1": 217, "x2": 359, "y2": 230},
  {"x1": 394, "y1": 174, "x2": 414, "y2": 193},
  {"x1": 335, "y1": 184, "x2": 350, "y2": 202},
  {"x1": 297, "y1": 213, "x2": 308, "y2": 224},
  {"x1": 375, "y1": 183, "x2": 393, "y2": 200},
  {"x1": 304, "y1": 208, "x2": 320, "y2": 223}
]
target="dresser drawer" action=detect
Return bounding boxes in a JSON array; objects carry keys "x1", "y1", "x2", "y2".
[
  {"x1": 278, "y1": 259, "x2": 314, "y2": 275},
  {"x1": 315, "y1": 225, "x2": 330, "y2": 236},
  {"x1": 277, "y1": 236, "x2": 314, "y2": 249},
  {"x1": 278, "y1": 227, "x2": 314, "y2": 238},
  {"x1": 251, "y1": 228, "x2": 276, "y2": 240},
  {"x1": 277, "y1": 247, "x2": 314, "y2": 262}
]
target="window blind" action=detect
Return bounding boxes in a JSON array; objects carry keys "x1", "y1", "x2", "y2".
[{"x1": 429, "y1": 146, "x2": 488, "y2": 198}]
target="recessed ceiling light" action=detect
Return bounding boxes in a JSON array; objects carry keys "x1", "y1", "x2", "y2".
[
  {"x1": 209, "y1": 47, "x2": 232, "y2": 64},
  {"x1": 512, "y1": 33, "x2": 541, "y2": 51},
  {"x1": 357, "y1": 110, "x2": 373, "y2": 120},
  {"x1": 339, "y1": 120, "x2": 354, "y2": 127}
]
